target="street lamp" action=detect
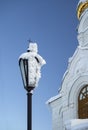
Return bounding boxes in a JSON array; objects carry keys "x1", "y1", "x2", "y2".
[{"x1": 19, "y1": 42, "x2": 46, "y2": 130}]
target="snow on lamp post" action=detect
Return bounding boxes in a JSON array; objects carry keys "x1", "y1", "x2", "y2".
[{"x1": 19, "y1": 42, "x2": 46, "y2": 130}]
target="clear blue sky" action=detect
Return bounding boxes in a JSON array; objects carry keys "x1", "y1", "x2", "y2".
[{"x1": 0, "y1": 0, "x2": 79, "y2": 130}]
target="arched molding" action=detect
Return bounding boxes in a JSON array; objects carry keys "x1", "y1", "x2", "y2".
[
  {"x1": 59, "y1": 106, "x2": 63, "y2": 116},
  {"x1": 68, "y1": 75, "x2": 88, "y2": 118},
  {"x1": 61, "y1": 48, "x2": 88, "y2": 92}
]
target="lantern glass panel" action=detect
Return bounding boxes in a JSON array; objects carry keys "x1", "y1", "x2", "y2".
[{"x1": 19, "y1": 59, "x2": 28, "y2": 89}]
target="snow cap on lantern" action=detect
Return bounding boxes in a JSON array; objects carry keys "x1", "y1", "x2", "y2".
[{"x1": 19, "y1": 42, "x2": 46, "y2": 91}]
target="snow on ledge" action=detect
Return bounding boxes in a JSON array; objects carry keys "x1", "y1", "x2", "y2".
[
  {"x1": 65, "y1": 119, "x2": 88, "y2": 130},
  {"x1": 46, "y1": 93, "x2": 62, "y2": 104}
]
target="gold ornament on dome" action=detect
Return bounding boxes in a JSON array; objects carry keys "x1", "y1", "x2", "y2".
[{"x1": 77, "y1": 0, "x2": 88, "y2": 19}]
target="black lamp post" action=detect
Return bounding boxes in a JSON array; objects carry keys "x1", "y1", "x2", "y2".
[
  {"x1": 19, "y1": 42, "x2": 46, "y2": 130},
  {"x1": 19, "y1": 58, "x2": 34, "y2": 130}
]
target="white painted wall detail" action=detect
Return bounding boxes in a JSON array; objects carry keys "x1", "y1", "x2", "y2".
[{"x1": 47, "y1": 1, "x2": 88, "y2": 130}]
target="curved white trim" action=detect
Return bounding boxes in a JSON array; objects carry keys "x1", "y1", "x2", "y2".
[{"x1": 68, "y1": 75, "x2": 88, "y2": 118}]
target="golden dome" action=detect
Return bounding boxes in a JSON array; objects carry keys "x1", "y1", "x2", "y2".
[{"x1": 77, "y1": 0, "x2": 88, "y2": 19}]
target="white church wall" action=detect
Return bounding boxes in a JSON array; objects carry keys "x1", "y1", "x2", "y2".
[
  {"x1": 78, "y1": 9, "x2": 88, "y2": 47},
  {"x1": 78, "y1": 9, "x2": 88, "y2": 33},
  {"x1": 65, "y1": 119, "x2": 88, "y2": 130},
  {"x1": 48, "y1": 49, "x2": 88, "y2": 130},
  {"x1": 47, "y1": 1, "x2": 88, "y2": 130},
  {"x1": 48, "y1": 95, "x2": 63, "y2": 130}
]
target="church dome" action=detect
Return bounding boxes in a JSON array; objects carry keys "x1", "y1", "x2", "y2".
[{"x1": 77, "y1": 0, "x2": 88, "y2": 19}]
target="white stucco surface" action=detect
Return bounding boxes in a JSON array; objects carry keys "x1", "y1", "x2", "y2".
[{"x1": 47, "y1": 1, "x2": 88, "y2": 130}]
